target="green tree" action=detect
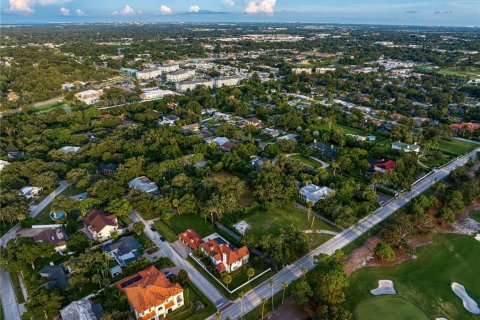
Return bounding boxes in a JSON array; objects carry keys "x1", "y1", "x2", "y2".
[
  {"x1": 107, "y1": 198, "x2": 132, "y2": 217},
  {"x1": 310, "y1": 251, "x2": 349, "y2": 305},
  {"x1": 290, "y1": 279, "x2": 312, "y2": 306},
  {"x1": 23, "y1": 288, "x2": 63, "y2": 320},
  {"x1": 133, "y1": 221, "x2": 144, "y2": 235},
  {"x1": 374, "y1": 243, "x2": 396, "y2": 261},
  {"x1": 247, "y1": 267, "x2": 255, "y2": 281}
]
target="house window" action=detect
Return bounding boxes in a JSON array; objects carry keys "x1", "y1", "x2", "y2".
[{"x1": 177, "y1": 296, "x2": 183, "y2": 303}]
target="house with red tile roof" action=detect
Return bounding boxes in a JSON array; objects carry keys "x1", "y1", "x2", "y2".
[
  {"x1": 84, "y1": 209, "x2": 119, "y2": 241},
  {"x1": 373, "y1": 159, "x2": 396, "y2": 172},
  {"x1": 114, "y1": 265, "x2": 184, "y2": 320},
  {"x1": 450, "y1": 122, "x2": 480, "y2": 133},
  {"x1": 178, "y1": 229, "x2": 203, "y2": 251},
  {"x1": 200, "y1": 238, "x2": 249, "y2": 273}
]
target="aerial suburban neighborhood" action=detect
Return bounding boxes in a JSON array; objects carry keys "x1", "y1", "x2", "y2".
[{"x1": 0, "y1": 2, "x2": 480, "y2": 320}]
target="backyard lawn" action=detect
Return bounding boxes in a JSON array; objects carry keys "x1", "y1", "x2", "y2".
[
  {"x1": 345, "y1": 234, "x2": 480, "y2": 320},
  {"x1": 436, "y1": 139, "x2": 477, "y2": 156},
  {"x1": 244, "y1": 204, "x2": 338, "y2": 248},
  {"x1": 167, "y1": 215, "x2": 215, "y2": 237},
  {"x1": 289, "y1": 154, "x2": 323, "y2": 168},
  {"x1": 34, "y1": 185, "x2": 86, "y2": 222}
]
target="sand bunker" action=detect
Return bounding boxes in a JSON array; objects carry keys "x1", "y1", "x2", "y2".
[
  {"x1": 474, "y1": 234, "x2": 480, "y2": 241},
  {"x1": 435, "y1": 318, "x2": 448, "y2": 320},
  {"x1": 451, "y1": 282, "x2": 480, "y2": 314},
  {"x1": 370, "y1": 280, "x2": 396, "y2": 296}
]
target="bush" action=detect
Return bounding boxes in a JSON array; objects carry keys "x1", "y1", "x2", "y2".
[{"x1": 374, "y1": 242, "x2": 395, "y2": 261}]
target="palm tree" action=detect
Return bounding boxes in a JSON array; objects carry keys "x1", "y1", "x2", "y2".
[
  {"x1": 269, "y1": 280, "x2": 275, "y2": 312},
  {"x1": 261, "y1": 298, "x2": 267, "y2": 319},
  {"x1": 281, "y1": 282, "x2": 288, "y2": 304},
  {"x1": 306, "y1": 201, "x2": 312, "y2": 222},
  {"x1": 332, "y1": 162, "x2": 339, "y2": 176},
  {"x1": 247, "y1": 267, "x2": 255, "y2": 281},
  {"x1": 301, "y1": 266, "x2": 308, "y2": 279},
  {"x1": 222, "y1": 274, "x2": 232, "y2": 289}
]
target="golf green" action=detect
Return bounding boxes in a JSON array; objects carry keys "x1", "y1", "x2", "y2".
[
  {"x1": 345, "y1": 234, "x2": 480, "y2": 320},
  {"x1": 355, "y1": 296, "x2": 429, "y2": 320}
]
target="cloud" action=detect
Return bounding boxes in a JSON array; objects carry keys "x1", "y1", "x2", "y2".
[
  {"x1": 245, "y1": 0, "x2": 276, "y2": 14},
  {"x1": 59, "y1": 6, "x2": 69, "y2": 16},
  {"x1": 223, "y1": 0, "x2": 235, "y2": 6},
  {"x1": 160, "y1": 4, "x2": 172, "y2": 14},
  {"x1": 75, "y1": 8, "x2": 84, "y2": 16},
  {"x1": 434, "y1": 10, "x2": 453, "y2": 14},
  {"x1": 8, "y1": 0, "x2": 35, "y2": 14},
  {"x1": 189, "y1": 5, "x2": 201, "y2": 13},
  {"x1": 37, "y1": 0, "x2": 62, "y2": 5},
  {"x1": 113, "y1": 5, "x2": 137, "y2": 16},
  {"x1": 405, "y1": 10, "x2": 417, "y2": 14}
]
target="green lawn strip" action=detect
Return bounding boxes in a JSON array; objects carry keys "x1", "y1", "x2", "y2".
[
  {"x1": 355, "y1": 296, "x2": 429, "y2": 320},
  {"x1": 10, "y1": 273, "x2": 26, "y2": 304},
  {"x1": 153, "y1": 220, "x2": 177, "y2": 242},
  {"x1": 289, "y1": 154, "x2": 321, "y2": 168},
  {"x1": 470, "y1": 210, "x2": 480, "y2": 223},
  {"x1": 436, "y1": 139, "x2": 477, "y2": 156},
  {"x1": 344, "y1": 234, "x2": 480, "y2": 320},
  {"x1": 244, "y1": 289, "x2": 287, "y2": 320},
  {"x1": 167, "y1": 215, "x2": 216, "y2": 238},
  {"x1": 244, "y1": 204, "x2": 336, "y2": 249}
]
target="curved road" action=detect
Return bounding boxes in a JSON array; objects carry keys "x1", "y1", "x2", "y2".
[
  {"x1": 210, "y1": 149, "x2": 478, "y2": 319},
  {"x1": 0, "y1": 180, "x2": 70, "y2": 320}
]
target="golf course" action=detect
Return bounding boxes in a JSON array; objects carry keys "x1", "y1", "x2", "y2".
[{"x1": 345, "y1": 234, "x2": 480, "y2": 320}]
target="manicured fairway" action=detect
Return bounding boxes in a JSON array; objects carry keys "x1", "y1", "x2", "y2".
[
  {"x1": 355, "y1": 297, "x2": 429, "y2": 320},
  {"x1": 345, "y1": 234, "x2": 480, "y2": 320}
]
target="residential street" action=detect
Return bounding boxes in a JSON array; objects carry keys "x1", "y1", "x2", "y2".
[
  {"x1": 211, "y1": 149, "x2": 478, "y2": 319},
  {"x1": 0, "y1": 180, "x2": 70, "y2": 320},
  {"x1": 129, "y1": 211, "x2": 229, "y2": 308}
]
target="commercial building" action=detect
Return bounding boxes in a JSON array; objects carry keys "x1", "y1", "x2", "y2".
[
  {"x1": 292, "y1": 68, "x2": 312, "y2": 75},
  {"x1": 74, "y1": 89, "x2": 103, "y2": 105},
  {"x1": 139, "y1": 89, "x2": 176, "y2": 101},
  {"x1": 165, "y1": 69, "x2": 195, "y2": 83},
  {"x1": 315, "y1": 67, "x2": 336, "y2": 74},
  {"x1": 176, "y1": 79, "x2": 214, "y2": 92},
  {"x1": 215, "y1": 76, "x2": 243, "y2": 87},
  {"x1": 136, "y1": 68, "x2": 162, "y2": 80}
]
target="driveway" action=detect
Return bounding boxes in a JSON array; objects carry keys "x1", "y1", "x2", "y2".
[{"x1": 129, "y1": 211, "x2": 229, "y2": 308}]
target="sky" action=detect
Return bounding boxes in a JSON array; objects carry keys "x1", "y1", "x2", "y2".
[{"x1": 1, "y1": 0, "x2": 479, "y2": 26}]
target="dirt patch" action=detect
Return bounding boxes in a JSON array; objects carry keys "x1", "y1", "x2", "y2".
[
  {"x1": 268, "y1": 297, "x2": 308, "y2": 320},
  {"x1": 342, "y1": 235, "x2": 432, "y2": 276}
]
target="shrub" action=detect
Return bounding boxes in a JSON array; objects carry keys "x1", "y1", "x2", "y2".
[{"x1": 374, "y1": 242, "x2": 395, "y2": 261}]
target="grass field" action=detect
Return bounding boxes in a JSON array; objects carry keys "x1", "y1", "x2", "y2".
[
  {"x1": 436, "y1": 139, "x2": 477, "y2": 156},
  {"x1": 470, "y1": 210, "x2": 480, "y2": 223},
  {"x1": 355, "y1": 296, "x2": 429, "y2": 320},
  {"x1": 244, "y1": 204, "x2": 337, "y2": 249},
  {"x1": 167, "y1": 215, "x2": 215, "y2": 237},
  {"x1": 437, "y1": 68, "x2": 480, "y2": 79},
  {"x1": 289, "y1": 154, "x2": 322, "y2": 168},
  {"x1": 36, "y1": 103, "x2": 71, "y2": 114},
  {"x1": 314, "y1": 123, "x2": 368, "y2": 136},
  {"x1": 345, "y1": 234, "x2": 480, "y2": 320}
]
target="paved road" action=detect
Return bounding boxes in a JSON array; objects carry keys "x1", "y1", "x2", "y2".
[
  {"x1": 0, "y1": 180, "x2": 70, "y2": 320},
  {"x1": 211, "y1": 149, "x2": 478, "y2": 319},
  {"x1": 129, "y1": 211, "x2": 229, "y2": 308},
  {"x1": 29, "y1": 180, "x2": 70, "y2": 218}
]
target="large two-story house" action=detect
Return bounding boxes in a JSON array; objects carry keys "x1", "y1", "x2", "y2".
[
  {"x1": 84, "y1": 210, "x2": 119, "y2": 241},
  {"x1": 114, "y1": 266, "x2": 184, "y2": 320}
]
